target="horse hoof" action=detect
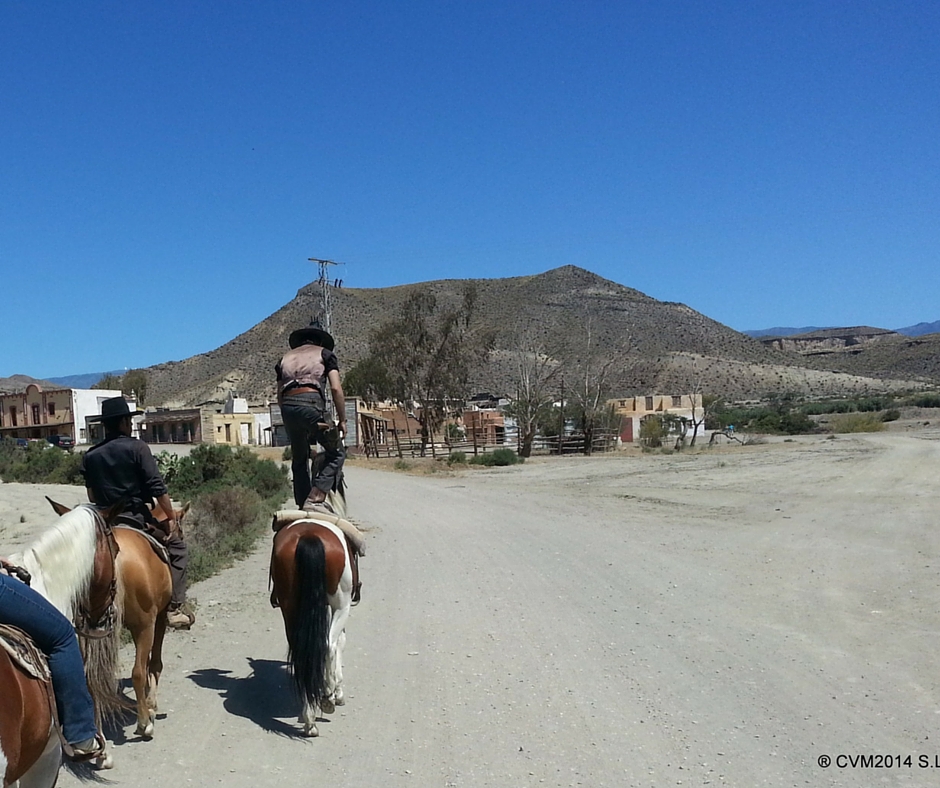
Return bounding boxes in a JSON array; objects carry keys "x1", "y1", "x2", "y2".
[
  {"x1": 320, "y1": 697, "x2": 335, "y2": 715},
  {"x1": 334, "y1": 694, "x2": 346, "y2": 707},
  {"x1": 303, "y1": 724, "x2": 319, "y2": 738},
  {"x1": 96, "y1": 752, "x2": 114, "y2": 770},
  {"x1": 136, "y1": 722, "x2": 154, "y2": 739}
]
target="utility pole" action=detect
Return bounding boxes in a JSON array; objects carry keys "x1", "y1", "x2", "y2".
[{"x1": 307, "y1": 257, "x2": 344, "y2": 334}]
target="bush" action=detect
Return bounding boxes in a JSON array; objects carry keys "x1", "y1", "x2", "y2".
[
  {"x1": 468, "y1": 448, "x2": 522, "y2": 467},
  {"x1": 639, "y1": 417, "x2": 663, "y2": 448},
  {"x1": 0, "y1": 440, "x2": 83, "y2": 485},
  {"x1": 185, "y1": 487, "x2": 266, "y2": 582},
  {"x1": 447, "y1": 451, "x2": 467, "y2": 465},
  {"x1": 830, "y1": 413, "x2": 885, "y2": 433},
  {"x1": 911, "y1": 393, "x2": 940, "y2": 408},
  {"x1": 880, "y1": 409, "x2": 901, "y2": 422},
  {"x1": 167, "y1": 444, "x2": 289, "y2": 507}
]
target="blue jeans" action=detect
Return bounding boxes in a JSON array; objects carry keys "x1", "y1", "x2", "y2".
[
  {"x1": 0, "y1": 573, "x2": 98, "y2": 744},
  {"x1": 281, "y1": 392, "x2": 346, "y2": 507}
]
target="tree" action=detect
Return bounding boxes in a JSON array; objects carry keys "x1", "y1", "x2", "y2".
[
  {"x1": 504, "y1": 340, "x2": 559, "y2": 457},
  {"x1": 123, "y1": 369, "x2": 149, "y2": 407},
  {"x1": 345, "y1": 285, "x2": 494, "y2": 455},
  {"x1": 566, "y1": 320, "x2": 626, "y2": 455},
  {"x1": 93, "y1": 373, "x2": 123, "y2": 391}
]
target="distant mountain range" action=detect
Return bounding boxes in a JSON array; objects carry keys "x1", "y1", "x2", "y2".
[
  {"x1": 744, "y1": 321, "x2": 940, "y2": 339},
  {"x1": 46, "y1": 371, "x2": 125, "y2": 389}
]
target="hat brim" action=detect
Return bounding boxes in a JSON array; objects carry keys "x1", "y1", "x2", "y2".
[{"x1": 289, "y1": 327, "x2": 335, "y2": 350}]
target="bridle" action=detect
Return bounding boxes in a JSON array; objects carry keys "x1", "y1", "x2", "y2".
[{"x1": 74, "y1": 505, "x2": 120, "y2": 639}]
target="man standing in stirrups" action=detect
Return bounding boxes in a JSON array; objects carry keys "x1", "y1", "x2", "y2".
[
  {"x1": 80, "y1": 396, "x2": 195, "y2": 630},
  {"x1": 276, "y1": 320, "x2": 347, "y2": 513}
]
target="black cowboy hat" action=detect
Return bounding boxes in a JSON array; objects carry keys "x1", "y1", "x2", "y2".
[
  {"x1": 99, "y1": 396, "x2": 143, "y2": 422},
  {"x1": 289, "y1": 321, "x2": 335, "y2": 350}
]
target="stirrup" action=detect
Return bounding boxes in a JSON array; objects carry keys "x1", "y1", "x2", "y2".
[
  {"x1": 68, "y1": 732, "x2": 106, "y2": 762},
  {"x1": 351, "y1": 582, "x2": 362, "y2": 606}
]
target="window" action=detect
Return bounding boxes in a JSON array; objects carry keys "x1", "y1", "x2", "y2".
[
  {"x1": 225, "y1": 423, "x2": 231, "y2": 442},
  {"x1": 672, "y1": 396, "x2": 682, "y2": 408},
  {"x1": 645, "y1": 396, "x2": 654, "y2": 410},
  {"x1": 10, "y1": 406, "x2": 17, "y2": 426},
  {"x1": 32, "y1": 404, "x2": 41, "y2": 425},
  {"x1": 48, "y1": 402, "x2": 56, "y2": 416}
]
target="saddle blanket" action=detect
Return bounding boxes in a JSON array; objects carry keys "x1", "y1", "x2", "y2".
[
  {"x1": 272, "y1": 510, "x2": 366, "y2": 556},
  {"x1": 114, "y1": 523, "x2": 171, "y2": 564},
  {"x1": 0, "y1": 623, "x2": 51, "y2": 682}
]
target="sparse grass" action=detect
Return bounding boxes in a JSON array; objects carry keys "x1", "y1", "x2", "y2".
[{"x1": 829, "y1": 413, "x2": 886, "y2": 433}]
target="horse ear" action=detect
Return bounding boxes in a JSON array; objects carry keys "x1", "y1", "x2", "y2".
[{"x1": 46, "y1": 496, "x2": 72, "y2": 516}]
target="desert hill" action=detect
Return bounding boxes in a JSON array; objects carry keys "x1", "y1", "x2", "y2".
[{"x1": 139, "y1": 266, "x2": 934, "y2": 408}]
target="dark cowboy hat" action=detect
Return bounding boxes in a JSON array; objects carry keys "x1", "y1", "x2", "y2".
[
  {"x1": 289, "y1": 321, "x2": 335, "y2": 350},
  {"x1": 99, "y1": 396, "x2": 143, "y2": 422}
]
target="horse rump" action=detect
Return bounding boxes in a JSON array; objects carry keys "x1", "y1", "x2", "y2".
[{"x1": 287, "y1": 536, "x2": 331, "y2": 707}]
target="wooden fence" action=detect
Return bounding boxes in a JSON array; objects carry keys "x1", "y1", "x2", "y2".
[{"x1": 355, "y1": 424, "x2": 618, "y2": 459}]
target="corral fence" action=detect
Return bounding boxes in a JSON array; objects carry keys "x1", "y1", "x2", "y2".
[{"x1": 356, "y1": 423, "x2": 619, "y2": 459}]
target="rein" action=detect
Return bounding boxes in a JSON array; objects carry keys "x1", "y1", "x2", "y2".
[{"x1": 74, "y1": 505, "x2": 120, "y2": 640}]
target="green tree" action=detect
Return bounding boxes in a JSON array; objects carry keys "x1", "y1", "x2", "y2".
[
  {"x1": 346, "y1": 285, "x2": 494, "y2": 456},
  {"x1": 94, "y1": 373, "x2": 123, "y2": 391},
  {"x1": 123, "y1": 369, "x2": 149, "y2": 406}
]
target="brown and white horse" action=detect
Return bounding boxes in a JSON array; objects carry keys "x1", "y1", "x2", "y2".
[
  {"x1": 3, "y1": 502, "x2": 124, "y2": 783},
  {"x1": 270, "y1": 487, "x2": 354, "y2": 737},
  {"x1": 45, "y1": 500, "x2": 177, "y2": 741}
]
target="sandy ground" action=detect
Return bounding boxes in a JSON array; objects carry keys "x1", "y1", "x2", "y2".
[{"x1": 3, "y1": 424, "x2": 940, "y2": 787}]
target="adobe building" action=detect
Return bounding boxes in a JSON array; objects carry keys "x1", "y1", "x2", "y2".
[
  {"x1": 0, "y1": 384, "x2": 126, "y2": 445},
  {"x1": 610, "y1": 393, "x2": 705, "y2": 443}
]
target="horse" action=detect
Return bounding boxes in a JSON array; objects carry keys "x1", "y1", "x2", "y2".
[
  {"x1": 3, "y1": 502, "x2": 125, "y2": 781},
  {"x1": 0, "y1": 637, "x2": 61, "y2": 788},
  {"x1": 44, "y1": 500, "x2": 179, "y2": 741},
  {"x1": 270, "y1": 483, "x2": 354, "y2": 737}
]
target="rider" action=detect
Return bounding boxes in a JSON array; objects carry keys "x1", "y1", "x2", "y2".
[
  {"x1": 0, "y1": 560, "x2": 106, "y2": 760},
  {"x1": 276, "y1": 320, "x2": 347, "y2": 514},
  {"x1": 79, "y1": 396, "x2": 194, "y2": 630}
]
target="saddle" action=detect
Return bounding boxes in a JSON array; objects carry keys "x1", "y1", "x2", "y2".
[
  {"x1": 0, "y1": 623, "x2": 52, "y2": 682},
  {"x1": 114, "y1": 517, "x2": 171, "y2": 564}
]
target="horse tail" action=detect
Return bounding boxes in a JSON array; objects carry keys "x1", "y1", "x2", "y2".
[
  {"x1": 288, "y1": 535, "x2": 330, "y2": 707},
  {"x1": 81, "y1": 575, "x2": 133, "y2": 721}
]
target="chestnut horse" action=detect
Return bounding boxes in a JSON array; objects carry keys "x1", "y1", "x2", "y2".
[
  {"x1": 3, "y1": 503, "x2": 125, "y2": 782},
  {"x1": 0, "y1": 643, "x2": 60, "y2": 788},
  {"x1": 270, "y1": 487, "x2": 353, "y2": 737},
  {"x1": 45, "y1": 500, "x2": 178, "y2": 741}
]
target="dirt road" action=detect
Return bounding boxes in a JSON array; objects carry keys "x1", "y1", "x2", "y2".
[{"x1": 4, "y1": 428, "x2": 940, "y2": 787}]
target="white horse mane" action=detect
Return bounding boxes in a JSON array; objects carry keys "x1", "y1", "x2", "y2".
[{"x1": 9, "y1": 504, "x2": 99, "y2": 617}]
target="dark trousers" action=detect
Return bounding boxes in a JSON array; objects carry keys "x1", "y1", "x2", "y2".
[
  {"x1": 0, "y1": 573, "x2": 98, "y2": 744},
  {"x1": 281, "y1": 392, "x2": 346, "y2": 507}
]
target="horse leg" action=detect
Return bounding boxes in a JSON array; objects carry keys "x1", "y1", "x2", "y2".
[
  {"x1": 332, "y1": 628, "x2": 347, "y2": 707},
  {"x1": 300, "y1": 697, "x2": 319, "y2": 738},
  {"x1": 130, "y1": 624, "x2": 157, "y2": 738},
  {"x1": 322, "y1": 601, "x2": 351, "y2": 712},
  {"x1": 148, "y1": 610, "x2": 167, "y2": 716}
]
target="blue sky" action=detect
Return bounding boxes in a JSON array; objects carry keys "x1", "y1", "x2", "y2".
[{"x1": 2, "y1": 2, "x2": 938, "y2": 378}]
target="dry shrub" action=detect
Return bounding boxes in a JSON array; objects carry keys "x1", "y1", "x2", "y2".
[
  {"x1": 186, "y1": 487, "x2": 265, "y2": 583},
  {"x1": 829, "y1": 413, "x2": 886, "y2": 433}
]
